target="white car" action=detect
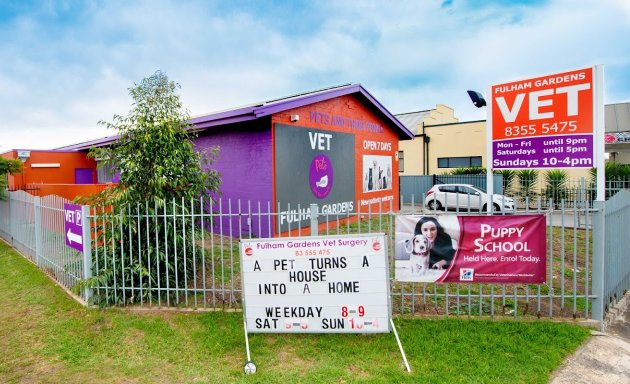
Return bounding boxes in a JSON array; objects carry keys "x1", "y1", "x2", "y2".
[{"x1": 424, "y1": 184, "x2": 515, "y2": 212}]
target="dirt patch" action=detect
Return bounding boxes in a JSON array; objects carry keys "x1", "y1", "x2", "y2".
[{"x1": 272, "y1": 345, "x2": 314, "y2": 372}]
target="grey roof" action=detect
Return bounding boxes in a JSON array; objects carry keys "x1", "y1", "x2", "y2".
[
  {"x1": 394, "y1": 110, "x2": 430, "y2": 135},
  {"x1": 55, "y1": 135, "x2": 120, "y2": 151}
]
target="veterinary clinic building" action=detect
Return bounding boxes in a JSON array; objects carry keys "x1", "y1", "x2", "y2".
[
  {"x1": 191, "y1": 84, "x2": 413, "y2": 236},
  {"x1": 61, "y1": 84, "x2": 414, "y2": 237}
]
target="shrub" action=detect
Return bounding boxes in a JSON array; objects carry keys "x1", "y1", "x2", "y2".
[
  {"x1": 543, "y1": 169, "x2": 568, "y2": 208},
  {"x1": 515, "y1": 169, "x2": 538, "y2": 203},
  {"x1": 79, "y1": 71, "x2": 220, "y2": 306}
]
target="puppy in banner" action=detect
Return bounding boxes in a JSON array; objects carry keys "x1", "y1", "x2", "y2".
[{"x1": 405, "y1": 234, "x2": 433, "y2": 276}]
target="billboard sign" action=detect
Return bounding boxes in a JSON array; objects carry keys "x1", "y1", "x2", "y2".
[
  {"x1": 274, "y1": 124, "x2": 356, "y2": 231},
  {"x1": 64, "y1": 203, "x2": 84, "y2": 252},
  {"x1": 395, "y1": 214, "x2": 546, "y2": 284},
  {"x1": 490, "y1": 67, "x2": 598, "y2": 169},
  {"x1": 240, "y1": 233, "x2": 390, "y2": 333}
]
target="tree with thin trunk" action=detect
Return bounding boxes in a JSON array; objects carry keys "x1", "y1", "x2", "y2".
[{"x1": 80, "y1": 71, "x2": 221, "y2": 306}]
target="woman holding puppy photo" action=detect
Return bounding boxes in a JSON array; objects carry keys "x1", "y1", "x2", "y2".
[{"x1": 414, "y1": 217, "x2": 456, "y2": 270}]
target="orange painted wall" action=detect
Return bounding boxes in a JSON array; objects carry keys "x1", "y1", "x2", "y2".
[
  {"x1": 272, "y1": 94, "x2": 400, "y2": 213},
  {"x1": 3, "y1": 150, "x2": 97, "y2": 188},
  {"x1": 33, "y1": 183, "x2": 111, "y2": 201},
  {"x1": 270, "y1": 94, "x2": 400, "y2": 237}
]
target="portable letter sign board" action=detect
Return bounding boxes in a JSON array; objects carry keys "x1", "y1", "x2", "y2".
[{"x1": 240, "y1": 234, "x2": 391, "y2": 333}]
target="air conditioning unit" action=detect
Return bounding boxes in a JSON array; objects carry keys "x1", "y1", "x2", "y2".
[{"x1": 17, "y1": 150, "x2": 31, "y2": 162}]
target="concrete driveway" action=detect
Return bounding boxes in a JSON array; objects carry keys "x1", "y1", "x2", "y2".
[{"x1": 549, "y1": 294, "x2": 630, "y2": 384}]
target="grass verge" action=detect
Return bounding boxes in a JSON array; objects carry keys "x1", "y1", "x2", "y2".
[{"x1": 0, "y1": 240, "x2": 589, "y2": 383}]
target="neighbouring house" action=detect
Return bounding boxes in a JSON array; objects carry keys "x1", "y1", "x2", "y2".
[
  {"x1": 605, "y1": 102, "x2": 630, "y2": 164},
  {"x1": 0, "y1": 149, "x2": 109, "y2": 200},
  {"x1": 397, "y1": 102, "x2": 630, "y2": 178}
]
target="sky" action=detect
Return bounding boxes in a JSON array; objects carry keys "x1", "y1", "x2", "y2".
[{"x1": 1, "y1": 0, "x2": 629, "y2": 151}]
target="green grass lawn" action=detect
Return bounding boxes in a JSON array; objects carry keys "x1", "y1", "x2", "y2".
[{"x1": 0, "y1": 240, "x2": 590, "y2": 384}]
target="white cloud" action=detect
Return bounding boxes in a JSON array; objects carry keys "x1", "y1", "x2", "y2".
[{"x1": 0, "y1": 0, "x2": 629, "y2": 151}]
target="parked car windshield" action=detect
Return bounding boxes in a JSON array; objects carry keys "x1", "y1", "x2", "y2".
[{"x1": 473, "y1": 186, "x2": 487, "y2": 193}]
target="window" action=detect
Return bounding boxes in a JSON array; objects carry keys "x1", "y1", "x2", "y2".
[
  {"x1": 457, "y1": 186, "x2": 480, "y2": 195},
  {"x1": 97, "y1": 162, "x2": 117, "y2": 184},
  {"x1": 438, "y1": 185, "x2": 457, "y2": 193},
  {"x1": 398, "y1": 151, "x2": 404, "y2": 173},
  {"x1": 437, "y1": 156, "x2": 482, "y2": 168}
]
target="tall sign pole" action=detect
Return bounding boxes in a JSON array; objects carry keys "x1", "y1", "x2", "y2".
[
  {"x1": 486, "y1": 84, "x2": 494, "y2": 212},
  {"x1": 594, "y1": 65, "x2": 605, "y2": 201}
]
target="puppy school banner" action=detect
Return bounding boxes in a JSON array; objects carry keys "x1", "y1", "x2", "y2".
[{"x1": 394, "y1": 215, "x2": 546, "y2": 284}]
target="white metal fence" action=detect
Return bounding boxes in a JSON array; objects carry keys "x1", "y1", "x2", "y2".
[
  {"x1": 1, "y1": 189, "x2": 629, "y2": 326},
  {"x1": 592, "y1": 189, "x2": 630, "y2": 329},
  {"x1": 0, "y1": 191, "x2": 84, "y2": 292},
  {"x1": 401, "y1": 176, "x2": 630, "y2": 210}
]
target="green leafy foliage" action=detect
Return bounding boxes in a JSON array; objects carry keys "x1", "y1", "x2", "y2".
[
  {"x1": 0, "y1": 157, "x2": 22, "y2": 200},
  {"x1": 589, "y1": 161, "x2": 630, "y2": 182},
  {"x1": 495, "y1": 169, "x2": 516, "y2": 194},
  {"x1": 515, "y1": 169, "x2": 538, "y2": 202},
  {"x1": 588, "y1": 162, "x2": 630, "y2": 199},
  {"x1": 603, "y1": 161, "x2": 630, "y2": 179},
  {"x1": 80, "y1": 71, "x2": 220, "y2": 306},
  {"x1": 543, "y1": 169, "x2": 569, "y2": 207},
  {"x1": 445, "y1": 166, "x2": 486, "y2": 175},
  {"x1": 89, "y1": 71, "x2": 220, "y2": 203}
]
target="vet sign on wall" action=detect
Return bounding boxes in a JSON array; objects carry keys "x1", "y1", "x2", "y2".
[
  {"x1": 64, "y1": 203, "x2": 84, "y2": 252},
  {"x1": 274, "y1": 124, "x2": 356, "y2": 232},
  {"x1": 240, "y1": 233, "x2": 391, "y2": 333}
]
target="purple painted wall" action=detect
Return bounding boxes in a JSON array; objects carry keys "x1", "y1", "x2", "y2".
[{"x1": 194, "y1": 119, "x2": 274, "y2": 237}]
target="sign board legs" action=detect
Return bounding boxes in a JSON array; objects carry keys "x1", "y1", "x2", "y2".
[
  {"x1": 390, "y1": 319, "x2": 411, "y2": 373},
  {"x1": 243, "y1": 321, "x2": 256, "y2": 374}
]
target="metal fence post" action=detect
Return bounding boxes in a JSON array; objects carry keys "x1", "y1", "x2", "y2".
[
  {"x1": 34, "y1": 196, "x2": 42, "y2": 267},
  {"x1": 591, "y1": 200, "x2": 605, "y2": 331},
  {"x1": 8, "y1": 191, "x2": 14, "y2": 245},
  {"x1": 310, "y1": 204, "x2": 318, "y2": 236},
  {"x1": 578, "y1": 178, "x2": 585, "y2": 228},
  {"x1": 81, "y1": 205, "x2": 93, "y2": 304},
  {"x1": 9, "y1": 192, "x2": 17, "y2": 246}
]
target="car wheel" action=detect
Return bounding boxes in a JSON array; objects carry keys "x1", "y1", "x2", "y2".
[
  {"x1": 482, "y1": 203, "x2": 501, "y2": 213},
  {"x1": 428, "y1": 200, "x2": 442, "y2": 210}
]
